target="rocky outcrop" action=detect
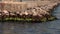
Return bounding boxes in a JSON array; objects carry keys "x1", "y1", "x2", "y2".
[
  {"x1": 1, "y1": 3, "x2": 58, "y2": 16},
  {"x1": 0, "y1": 1, "x2": 58, "y2": 21}
]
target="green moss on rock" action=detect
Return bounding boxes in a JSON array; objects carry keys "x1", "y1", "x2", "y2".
[
  {"x1": 40, "y1": 17, "x2": 47, "y2": 22},
  {"x1": 0, "y1": 16, "x2": 57, "y2": 22},
  {"x1": 48, "y1": 16, "x2": 56, "y2": 21}
]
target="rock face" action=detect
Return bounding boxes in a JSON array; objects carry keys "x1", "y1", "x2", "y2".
[
  {"x1": 0, "y1": 1, "x2": 59, "y2": 21},
  {"x1": 0, "y1": 2, "x2": 27, "y2": 12}
]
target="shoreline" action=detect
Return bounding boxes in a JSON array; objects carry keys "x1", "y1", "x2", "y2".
[{"x1": 0, "y1": 1, "x2": 59, "y2": 22}]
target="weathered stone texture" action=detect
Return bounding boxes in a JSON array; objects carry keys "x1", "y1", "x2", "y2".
[{"x1": 0, "y1": 2, "x2": 27, "y2": 12}]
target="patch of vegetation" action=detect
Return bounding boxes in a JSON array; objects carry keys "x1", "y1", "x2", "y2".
[
  {"x1": 48, "y1": 16, "x2": 56, "y2": 21},
  {"x1": 0, "y1": 16, "x2": 56, "y2": 22},
  {"x1": 4, "y1": 17, "x2": 33, "y2": 21},
  {"x1": 40, "y1": 17, "x2": 47, "y2": 22}
]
